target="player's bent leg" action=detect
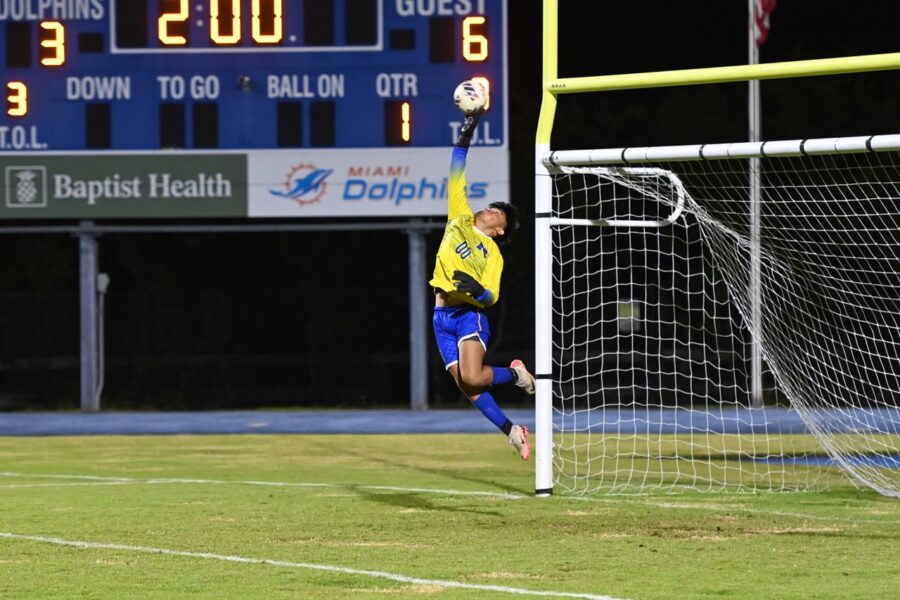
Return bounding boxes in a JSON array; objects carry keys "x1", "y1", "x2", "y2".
[
  {"x1": 471, "y1": 391, "x2": 512, "y2": 432},
  {"x1": 448, "y1": 364, "x2": 488, "y2": 399},
  {"x1": 448, "y1": 366, "x2": 531, "y2": 462},
  {"x1": 457, "y1": 338, "x2": 493, "y2": 391},
  {"x1": 447, "y1": 364, "x2": 478, "y2": 398},
  {"x1": 452, "y1": 342, "x2": 531, "y2": 461},
  {"x1": 510, "y1": 360, "x2": 536, "y2": 395}
]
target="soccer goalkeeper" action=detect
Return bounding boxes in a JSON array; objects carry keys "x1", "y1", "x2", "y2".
[{"x1": 430, "y1": 109, "x2": 535, "y2": 461}]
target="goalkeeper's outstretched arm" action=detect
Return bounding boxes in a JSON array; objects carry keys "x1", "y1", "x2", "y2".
[{"x1": 447, "y1": 111, "x2": 483, "y2": 220}]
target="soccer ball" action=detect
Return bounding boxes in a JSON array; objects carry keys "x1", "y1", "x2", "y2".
[{"x1": 453, "y1": 80, "x2": 487, "y2": 115}]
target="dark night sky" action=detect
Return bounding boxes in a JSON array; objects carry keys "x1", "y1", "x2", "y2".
[{"x1": 508, "y1": 1, "x2": 900, "y2": 150}]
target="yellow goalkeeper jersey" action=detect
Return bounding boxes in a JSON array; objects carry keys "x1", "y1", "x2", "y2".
[{"x1": 429, "y1": 146, "x2": 503, "y2": 308}]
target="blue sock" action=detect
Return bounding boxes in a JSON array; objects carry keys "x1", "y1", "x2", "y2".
[
  {"x1": 490, "y1": 367, "x2": 515, "y2": 386},
  {"x1": 473, "y1": 392, "x2": 513, "y2": 434}
]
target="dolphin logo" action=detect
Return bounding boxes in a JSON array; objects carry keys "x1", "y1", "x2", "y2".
[{"x1": 270, "y1": 168, "x2": 333, "y2": 200}]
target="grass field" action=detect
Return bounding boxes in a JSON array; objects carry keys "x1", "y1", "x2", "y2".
[{"x1": 0, "y1": 434, "x2": 898, "y2": 599}]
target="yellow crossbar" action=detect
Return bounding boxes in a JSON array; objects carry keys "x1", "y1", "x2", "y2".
[{"x1": 548, "y1": 52, "x2": 900, "y2": 94}]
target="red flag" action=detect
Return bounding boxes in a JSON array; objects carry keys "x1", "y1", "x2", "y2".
[{"x1": 754, "y1": 0, "x2": 777, "y2": 46}]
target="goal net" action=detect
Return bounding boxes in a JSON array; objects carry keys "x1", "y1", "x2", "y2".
[{"x1": 541, "y1": 135, "x2": 900, "y2": 496}]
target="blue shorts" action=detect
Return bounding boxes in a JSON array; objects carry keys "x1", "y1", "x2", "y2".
[{"x1": 433, "y1": 304, "x2": 491, "y2": 370}]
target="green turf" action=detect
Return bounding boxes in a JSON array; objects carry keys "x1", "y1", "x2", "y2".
[{"x1": 0, "y1": 434, "x2": 897, "y2": 599}]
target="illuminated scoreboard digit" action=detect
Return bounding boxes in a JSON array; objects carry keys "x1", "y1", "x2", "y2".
[{"x1": 0, "y1": 0, "x2": 506, "y2": 150}]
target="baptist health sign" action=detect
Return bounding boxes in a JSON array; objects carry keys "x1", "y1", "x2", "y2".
[{"x1": 0, "y1": 149, "x2": 509, "y2": 219}]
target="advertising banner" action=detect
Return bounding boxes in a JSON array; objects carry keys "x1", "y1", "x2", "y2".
[
  {"x1": 0, "y1": 148, "x2": 508, "y2": 219},
  {"x1": 0, "y1": 154, "x2": 247, "y2": 219},
  {"x1": 248, "y1": 147, "x2": 509, "y2": 218}
]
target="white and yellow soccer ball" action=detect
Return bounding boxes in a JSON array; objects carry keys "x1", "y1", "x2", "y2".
[{"x1": 453, "y1": 79, "x2": 488, "y2": 115}]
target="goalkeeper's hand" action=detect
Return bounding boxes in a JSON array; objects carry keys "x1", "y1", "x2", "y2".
[
  {"x1": 453, "y1": 270, "x2": 485, "y2": 298},
  {"x1": 455, "y1": 109, "x2": 484, "y2": 149}
]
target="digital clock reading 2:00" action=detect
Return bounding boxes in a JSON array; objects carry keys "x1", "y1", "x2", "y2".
[{"x1": 1, "y1": 0, "x2": 506, "y2": 151}]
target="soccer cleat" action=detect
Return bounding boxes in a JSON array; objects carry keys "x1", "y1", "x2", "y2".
[
  {"x1": 509, "y1": 424, "x2": 530, "y2": 461},
  {"x1": 510, "y1": 359, "x2": 536, "y2": 395}
]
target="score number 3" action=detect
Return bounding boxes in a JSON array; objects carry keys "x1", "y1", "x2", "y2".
[
  {"x1": 40, "y1": 22, "x2": 66, "y2": 66},
  {"x1": 6, "y1": 82, "x2": 28, "y2": 117}
]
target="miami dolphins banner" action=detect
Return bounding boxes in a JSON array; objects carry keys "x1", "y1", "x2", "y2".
[
  {"x1": 0, "y1": 148, "x2": 509, "y2": 219},
  {"x1": 247, "y1": 147, "x2": 509, "y2": 218}
]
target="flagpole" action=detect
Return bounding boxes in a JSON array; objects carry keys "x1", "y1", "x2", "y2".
[{"x1": 749, "y1": 0, "x2": 764, "y2": 408}]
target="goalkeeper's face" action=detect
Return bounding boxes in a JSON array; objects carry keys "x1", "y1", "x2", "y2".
[{"x1": 476, "y1": 206, "x2": 508, "y2": 240}]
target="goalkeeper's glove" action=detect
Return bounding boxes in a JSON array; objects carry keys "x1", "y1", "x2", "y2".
[
  {"x1": 454, "y1": 110, "x2": 484, "y2": 149},
  {"x1": 453, "y1": 270, "x2": 491, "y2": 303}
]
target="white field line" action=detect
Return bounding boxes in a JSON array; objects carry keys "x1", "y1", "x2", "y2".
[
  {"x1": 0, "y1": 482, "x2": 136, "y2": 489},
  {"x1": 1, "y1": 471, "x2": 896, "y2": 524},
  {"x1": 0, "y1": 471, "x2": 524, "y2": 499},
  {"x1": 0, "y1": 532, "x2": 624, "y2": 600}
]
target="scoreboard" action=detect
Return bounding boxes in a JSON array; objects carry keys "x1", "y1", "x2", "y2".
[
  {"x1": 0, "y1": 0, "x2": 508, "y2": 219},
  {"x1": 2, "y1": 0, "x2": 507, "y2": 150}
]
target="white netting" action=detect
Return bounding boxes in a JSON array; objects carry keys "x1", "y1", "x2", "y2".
[{"x1": 548, "y1": 147, "x2": 900, "y2": 496}]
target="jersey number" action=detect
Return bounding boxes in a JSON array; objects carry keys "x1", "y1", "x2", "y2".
[{"x1": 456, "y1": 241, "x2": 489, "y2": 260}]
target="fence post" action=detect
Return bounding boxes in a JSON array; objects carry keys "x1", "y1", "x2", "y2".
[{"x1": 78, "y1": 222, "x2": 100, "y2": 411}]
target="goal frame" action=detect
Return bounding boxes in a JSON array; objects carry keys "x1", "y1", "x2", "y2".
[{"x1": 534, "y1": 0, "x2": 900, "y2": 496}]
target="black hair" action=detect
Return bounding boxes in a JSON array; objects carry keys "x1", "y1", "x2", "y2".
[{"x1": 488, "y1": 201, "x2": 518, "y2": 246}]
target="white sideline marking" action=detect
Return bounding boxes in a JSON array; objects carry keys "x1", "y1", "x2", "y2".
[
  {"x1": 0, "y1": 482, "x2": 136, "y2": 489},
  {"x1": 0, "y1": 532, "x2": 624, "y2": 600},
  {"x1": 0, "y1": 472, "x2": 525, "y2": 499},
  {"x1": 2, "y1": 472, "x2": 896, "y2": 524}
]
